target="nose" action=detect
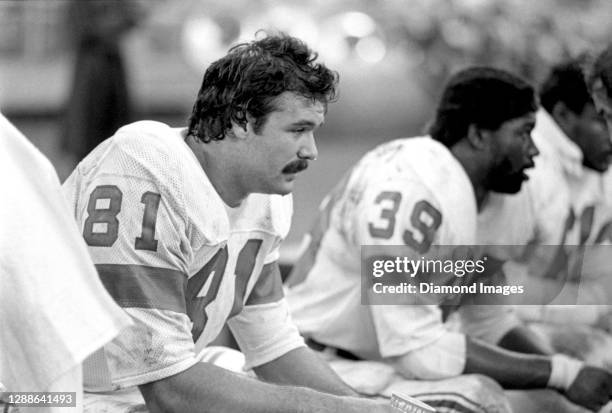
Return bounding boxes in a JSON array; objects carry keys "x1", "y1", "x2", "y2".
[
  {"x1": 526, "y1": 135, "x2": 539, "y2": 159},
  {"x1": 298, "y1": 131, "x2": 318, "y2": 160}
]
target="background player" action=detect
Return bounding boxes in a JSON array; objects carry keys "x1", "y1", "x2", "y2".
[
  {"x1": 63, "y1": 33, "x2": 397, "y2": 413},
  {"x1": 287, "y1": 67, "x2": 612, "y2": 413},
  {"x1": 478, "y1": 57, "x2": 612, "y2": 371}
]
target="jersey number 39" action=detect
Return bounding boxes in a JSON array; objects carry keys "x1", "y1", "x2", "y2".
[{"x1": 368, "y1": 191, "x2": 442, "y2": 253}]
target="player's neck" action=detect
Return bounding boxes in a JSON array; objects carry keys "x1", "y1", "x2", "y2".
[
  {"x1": 185, "y1": 135, "x2": 247, "y2": 208},
  {"x1": 451, "y1": 145, "x2": 490, "y2": 210},
  {"x1": 203, "y1": 158, "x2": 248, "y2": 208}
]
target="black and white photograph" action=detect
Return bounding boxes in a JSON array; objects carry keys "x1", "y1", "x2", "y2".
[{"x1": 2, "y1": 1, "x2": 612, "y2": 412}]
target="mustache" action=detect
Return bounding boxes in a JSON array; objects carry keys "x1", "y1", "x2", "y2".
[{"x1": 282, "y1": 159, "x2": 309, "y2": 174}]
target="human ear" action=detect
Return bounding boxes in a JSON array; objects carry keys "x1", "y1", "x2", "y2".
[
  {"x1": 551, "y1": 101, "x2": 577, "y2": 131},
  {"x1": 466, "y1": 124, "x2": 489, "y2": 150},
  {"x1": 591, "y1": 78, "x2": 612, "y2": 118},
  {"x1": 230, "y1": 121, "x2": 249, "y2": 140}
]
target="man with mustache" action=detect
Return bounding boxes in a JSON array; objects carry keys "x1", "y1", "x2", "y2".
[
  {"x1": 286, "y1": 67, "x2": 612, "y2": 412},
  {"x1": 63, "y1": 33, "x2": 398, "y2": 413}
]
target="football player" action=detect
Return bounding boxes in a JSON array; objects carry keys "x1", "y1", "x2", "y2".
[
  {"x1": 478, "y1": 57, "x2": 612, "y2": 372},
  {"x1": 63, "y1": 33, "x2": 396, "y2": 413},
  {"x1": 287, "y1": 67, "x2": 612, "y2": 413}
]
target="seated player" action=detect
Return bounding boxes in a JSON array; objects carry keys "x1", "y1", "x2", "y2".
[
  {"x1": 478, "y1": 57, "x2": 612, "y2": 371},
  {"x1": 63, "y1": 33, "x2": 397, "y2": 413},
  {"x1": 287, "y1": 67, "x2": 612, "y2": 413}
]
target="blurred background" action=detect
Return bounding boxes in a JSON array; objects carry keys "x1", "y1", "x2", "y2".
[{"x1": 2, "y1": 0, "x2": 612, "y2": 260}]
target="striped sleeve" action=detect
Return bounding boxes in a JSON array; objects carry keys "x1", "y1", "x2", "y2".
[{"x1": 228, "y1": 262, "x2": 305, "y2": 369}]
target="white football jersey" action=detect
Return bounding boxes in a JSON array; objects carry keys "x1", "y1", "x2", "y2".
[
  {"x1": 287, "y1": 137, "x2": 478, "y2": 359},
  {"x1": 63, "y1": 121, "x2": 301, "y2": 390}
]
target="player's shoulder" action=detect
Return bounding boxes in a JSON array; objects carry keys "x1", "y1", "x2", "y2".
[
  {"x1": 75, "y1": 121, "x2": 186, "y2": 174},
  {"x1": 341, "y1": 136, "x2": 463, "y2": 217},
  {"x1": 360, "y1": 136, "x2": 445, "y2": 166},
  {"x1": 111, "y1": 120, "x2": 182, "y2": 159},
  {"x1": 363, "y1": 136, "x2": 463, "y2": 186},
  {"x1": 70, "y1": 121, "x2": 231, "y2": 244},
  {"x1": 230, "y1": 193, "x2": 293, "y2": 239},
  {"x1": 379, "y1": 137, "x2": 468, "y2": 206},
  {"x1": 99, "y1": 121, "x2": 213, "y2": 196}
]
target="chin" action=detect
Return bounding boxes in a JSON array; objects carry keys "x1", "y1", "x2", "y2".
[
  {"x1": 274, "y1": 186, "x2": 293, "y2": 196},
  {"x1": 265, "y1": 181, "x2": 295, "y2": 196},
  {"x1": 497, "y1": 185, "x2": 523, "y2": 194},
  {"x1": 590, "y1": 163, "x2": 609, "y2": 173},
  {"x1": 490, "y1": 178, "x2": 525, "y2": 194}
]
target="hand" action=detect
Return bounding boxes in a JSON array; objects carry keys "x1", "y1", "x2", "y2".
[{"x1": 564, "y1": 366, "x2": 612, "y2": 411}]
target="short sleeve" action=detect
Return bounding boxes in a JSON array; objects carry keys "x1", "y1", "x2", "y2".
[
  {"x1": 229, "y1": 260, "x2": 305, "y2": 369},
  {"x1": 263, "y1": 195, "x2": 293, "y2": 264}
]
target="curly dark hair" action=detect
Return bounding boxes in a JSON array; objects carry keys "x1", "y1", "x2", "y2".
[
  {"x1": 540, "y1": 57, "x2": 593, "y2": 116},
  {"x1": 430, "y1": 67, "x2": 537, "y2": 148},
  {"x1": 187, "y1": 32, "x2": 339, "y2": 142}
]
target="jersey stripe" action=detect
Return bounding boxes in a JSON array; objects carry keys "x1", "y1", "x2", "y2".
[
  {"x1": 96, "y1": 264, "x2": 187, "y2": 313},
  {"x1": 246, "y1": 262, "x2": 284, "y2": 305}
]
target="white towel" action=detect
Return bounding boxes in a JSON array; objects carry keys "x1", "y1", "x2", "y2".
[{"x1": 0, "y1": 113, "x2": 131, "y2": 400}]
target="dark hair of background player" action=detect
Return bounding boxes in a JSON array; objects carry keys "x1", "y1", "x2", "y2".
[
  {"x1": 429, "y1": 66, "x2": 537, "y2": 147},
  {"x1": 540, "y1": 57, "x2": 593, "y2": 115},
  {"x1": 187, "y1": 32, "x2": 339, "y2": 143}
]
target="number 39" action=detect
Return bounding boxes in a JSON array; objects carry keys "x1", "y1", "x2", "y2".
[
  {"x1": 368, "y1": 191, "x2": 442, "y2": 253},
  {"x1": 82, "y1": 185, "x2": 161, "y2": 251}
]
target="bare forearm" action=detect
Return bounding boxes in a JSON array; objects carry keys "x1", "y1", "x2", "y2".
[
  {"x1": 254, "y1": 347, "x2": 358, "y2": 396},
  {"x1": 497, "y1": 326, "x2": 553, "y2": 355},
  {"x1": 140, "y1": 361, "x2": 378, "y2": 413},
  {"x1": 464, "y1": 337, "x2": 551, "y2": 389}
]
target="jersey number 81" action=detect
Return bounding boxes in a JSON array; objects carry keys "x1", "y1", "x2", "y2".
[{"x1": 82, "y1": 185, "x2": 161, "y2": 251}]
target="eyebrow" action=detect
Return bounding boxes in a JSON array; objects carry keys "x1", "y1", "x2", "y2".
[
  {"x1": 521, "y1": 121, "x2": 535, "y2": 129},
  {"x1": 289, "y1": 120, "x2": 323, "y2": 128}
]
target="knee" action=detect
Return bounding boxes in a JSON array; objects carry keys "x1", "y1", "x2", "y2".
[
  {"x1": 462, "y1": 374, "x2": 504, "y2": 396},
  {"x1": 460, "y1": 374, "x2": 511, "y2": 413}
]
